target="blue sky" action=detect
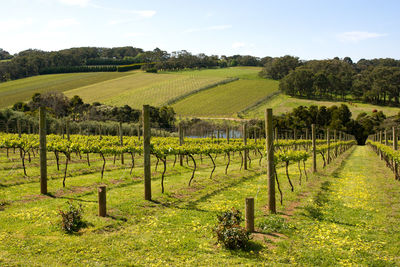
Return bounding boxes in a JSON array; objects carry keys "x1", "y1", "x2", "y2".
[{"x1": 1, "y1": 0, "x2": 399, "y2": 61}]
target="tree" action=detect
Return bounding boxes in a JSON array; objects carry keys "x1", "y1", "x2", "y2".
[{"x1": 260, "y1": 55, "x2": 301, "y2": 80}]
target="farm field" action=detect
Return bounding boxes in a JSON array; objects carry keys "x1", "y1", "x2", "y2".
[
  {"x1": 245, "y1": 93, "x2": 400, "y2": 118},
  {"x1": 0, "y1": 132, "x2": 398, "y2": 265},
  {"x1": 0, "y1": 72, "x2": 133, "y2": 108},
  {"x1": 172, "y1": 78, "x2": 279, "y2": 117}
]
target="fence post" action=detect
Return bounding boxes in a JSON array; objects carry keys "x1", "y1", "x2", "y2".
[
  {"x1": 245, "y1": 197, "x2": 255, "y2": 232},
  {"x1": 39, "y1": 107, "x2": 47, "y2": 194},
  {"x1": 226, "y1": 127, "x2": 230, "y2": 144},
  {"x1": 119, "y1": 122, "x2": 124, "y2": 164},
  {"x1": 265, "y1": 109, "x2": 276, "y2": 214},
  {"x1": 327, "y1": 128, "x2": 330, "y2": 164},
  {"x1": 66, "y1": 120, "x2": 70, "y2": 141},
  {"x1": 98, "y1": 186, "x2": 107, "y2": 217},
  {"x1": 143, "y1": 105, "x2": 151, "y2": 201},
  {"x1": 179, "y1": 122, "x2": 184, "y2": 166},
  {"x1": 243, "y1": 123, "x2": 248, "y2": 170},
  {"x1": 385, "y1": 129, "x2": 388, "y2": 145},
  {"x1": 17, "y1": 119, "x2": 21, "y2": 138},
  {"x1": 312, "y1": 124, "x2": 317, "y2": 173},
  {"x1": 305, "y1": 128, "x2": 309, "y2": 140}
]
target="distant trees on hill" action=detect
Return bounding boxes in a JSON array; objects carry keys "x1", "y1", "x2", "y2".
[
  {"x1": 260, "y1": 56, "x2": 400, "y2": 107},
  {"x1": 11, "y1": 92, "x2": 176, "y2": 129},
  {"x1": 0, "y1": 46, "x2": 264, "y2": 82}
]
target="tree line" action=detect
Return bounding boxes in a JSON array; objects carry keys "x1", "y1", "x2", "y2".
[
  {"x1": 0, "y1": 46, "x2": 266, "y2": 82},
  {"x1": 260, "y1": 55, "x2": 400, "y2": 106},
  {"x1": 11, "y1": 92, "x2": 176, "y2": 130}
]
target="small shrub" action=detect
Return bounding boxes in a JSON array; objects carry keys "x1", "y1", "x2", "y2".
[
  {"x1": 258, "y1": 215, "x2": 290, "y2": 233},
  {"x1": 214, "y1": 208, "x2": 250, "y2": 249},
  {"x1": 59, "y1": 201, "x2": 86, "y2": 234}
]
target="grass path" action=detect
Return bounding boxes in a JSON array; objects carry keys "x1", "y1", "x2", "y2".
[{"x1": 270, "y1": 146, "x2": 400, "y2": 265}]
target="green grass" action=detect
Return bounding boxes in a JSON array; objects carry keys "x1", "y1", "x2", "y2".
[
  {"x1": 0, "y1": 72, "x2": 133, "y2": 108},
  {"x1": 162, "y1": 66, "x2": 262, "y2": 79},
  {"x1": 245, "y1": 93, "x2": 400, "y2": 118},
  {"x1": 103, "y1": 75, "x2": 228, "y2": 108},
  {"x1": 172, "y1": 79, "x2": 279, "y2": 117}
]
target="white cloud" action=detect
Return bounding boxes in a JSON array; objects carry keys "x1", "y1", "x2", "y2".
[
  {"x1": 337, "y1": 31, "x2": 387, "y2": 43},
  {"x1": 232, "y1": 42, "x2": 245, "y2": 48},
  {"x1": 184, "y1": 25, "x2": 232, "y2": 33},
  {"x1": 48, "y1": 18, "x2": 79, "y2": 28},
  {"x1": 58, "y1": 0, "x2": 91, "y2": 7}
]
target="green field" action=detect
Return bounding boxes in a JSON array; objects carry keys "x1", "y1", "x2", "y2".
[
  {"x1": 163, "y1": 66, "x2": 262, "y2": 79},
  {"x1": 172, "y1": 78, "x2": 279, "y2": 117},
  {"x1": 0, "y1": 72, "x2": 132, "y2": 108},
  {"x1": 245, "y1": 93, "x2": 400, "y2": 118}
]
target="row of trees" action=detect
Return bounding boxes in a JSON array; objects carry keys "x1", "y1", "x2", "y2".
[
  {"x1": 0, "y1": 46, "x2": 267, "y2": 82},
  {"x1": 260, "y1": 55, "x2": 400, "y2": 106},
  {"x1": 12, "y1": 92, "x2": 176, "y2": 129},
  {"x1": 274, "y1": 104, "x2": 386, "y2": 144}
]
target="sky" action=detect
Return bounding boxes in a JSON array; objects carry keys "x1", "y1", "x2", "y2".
[{"x1": 1, "y1": 0, "x2": 400, "y2": 61}]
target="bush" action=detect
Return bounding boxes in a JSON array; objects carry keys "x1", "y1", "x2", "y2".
[
  {"x1": 258, "y1": 215, "x2": 290, "y2": 233},
  {"x1": 117, "y1": 63, "x2": 148, "y2": 72},
  {"x1": 59, "y1": 201, "x2": 86, "y2": 234},
  {"x1": 214, "y1": 208, "x2": 250, "y2": 249},
  {"x1": 145, "y1": 68, "x2": 158, "y2": 73}
]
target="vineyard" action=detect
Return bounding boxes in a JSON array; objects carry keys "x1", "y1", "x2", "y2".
[
  {"x1": 1, "y1": 107, "x2": 400, "y2": 265},
  {"x1": 2, "y1": 105, "x2": 383, "y2": 266}
]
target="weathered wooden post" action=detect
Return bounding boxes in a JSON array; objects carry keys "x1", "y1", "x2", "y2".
[
  {"x1": 293, "y1": 129, "x2": 297, "y2": 140},
  {"x1": 243, "y1": 123, "x2": 248, "y2": 170},
  {"x1": 245, "y1": 197, "x2": 255, "y2": 232},
  {"x1": 119, "y1": 122, "x2": 124, "y2": 165},
  {"x1": 312, "y1": 124, "x2": 317, "y2": 173},
  {"x1": 385, "y1": 129, "x2": 388, "y2": 145},
  {"x1": 265, "y1": 109, "x2": 275, "y2": 214},
  {"x1": 39, "y1": 107, "x2": 47, "y2": 194},
  {"x1": 66, "y1": 120, "x2": 70, "y2": 141},
  {"x1": 327, "y1": 128, "x2": 330, "y2": 164},
  {"x1": 226, "y1": 127, "x2": 230, "y2": 144},
  {"x1": 17, "y1": 119, "x2": 21, "y2": 138},
  {"x1": 179, "y1": 122, "x2": 184, "y2": 166},
  {"x1": 143, "y1": 105, "x2": 151, "y2": 201},
  {"x1": 98, "y1": 185, "x2": 107, "y2": 217}
]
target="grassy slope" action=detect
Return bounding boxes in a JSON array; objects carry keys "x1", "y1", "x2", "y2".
[
  {"x1": 245, "y1": 93, "x2": 400, "y2": 118},
  {"x1": 0, "y1": 72, "x2": 133, "y2": 108},
  {"x1": 172, "y1": 78, "x2": 279, "y2": 117}
]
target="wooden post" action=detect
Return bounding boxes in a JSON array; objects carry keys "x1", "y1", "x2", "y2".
[
  {"x1": 312, "y1": 124, "x2": 317, "y2": 173},
  {"x1": 119, "y1": 122, "x2": 124, "y2": 165},
  {"x1": 245, "y1": 197, "x2": 254, "y2": 232},
  {"x1": 265, "y1": 109, "x2": 275, "y2": 214},
  {"x1": 143, "y1": 105, "x2": 151, "y2": 201},
  {"x1": 226, "y1": 127, "x2": 230, "y2": 144},
  {"x1": 179, "y1": 122, "x2": 184, "y2": 166},
  {"x1": 327, "y1": 129, "x2": 330, "y2": 164},
  {"x1": 385, "y1": 129, "x2": 388, "y2": 145},
  {"x1": 98, "y1": 186, "x2": 106, "y2": 217},
  {"x1": 293, "y1": 129, "x2": 297, "y2": 140},
  {"x1": 305, "y1": 128, "x2": 309, "y2": 140},
  {"x1": 17, "y1": 119, "x2": 21, "y2": 138},
  {"x1": 243, "y1": 123, "x2": 248, "y2": 170},
  {"x1": 39, "y1": 107, "x2": 47, "y2": 194},
  {"x1": 66, "y1": 120, "x2": 70, "y2": 141}
]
